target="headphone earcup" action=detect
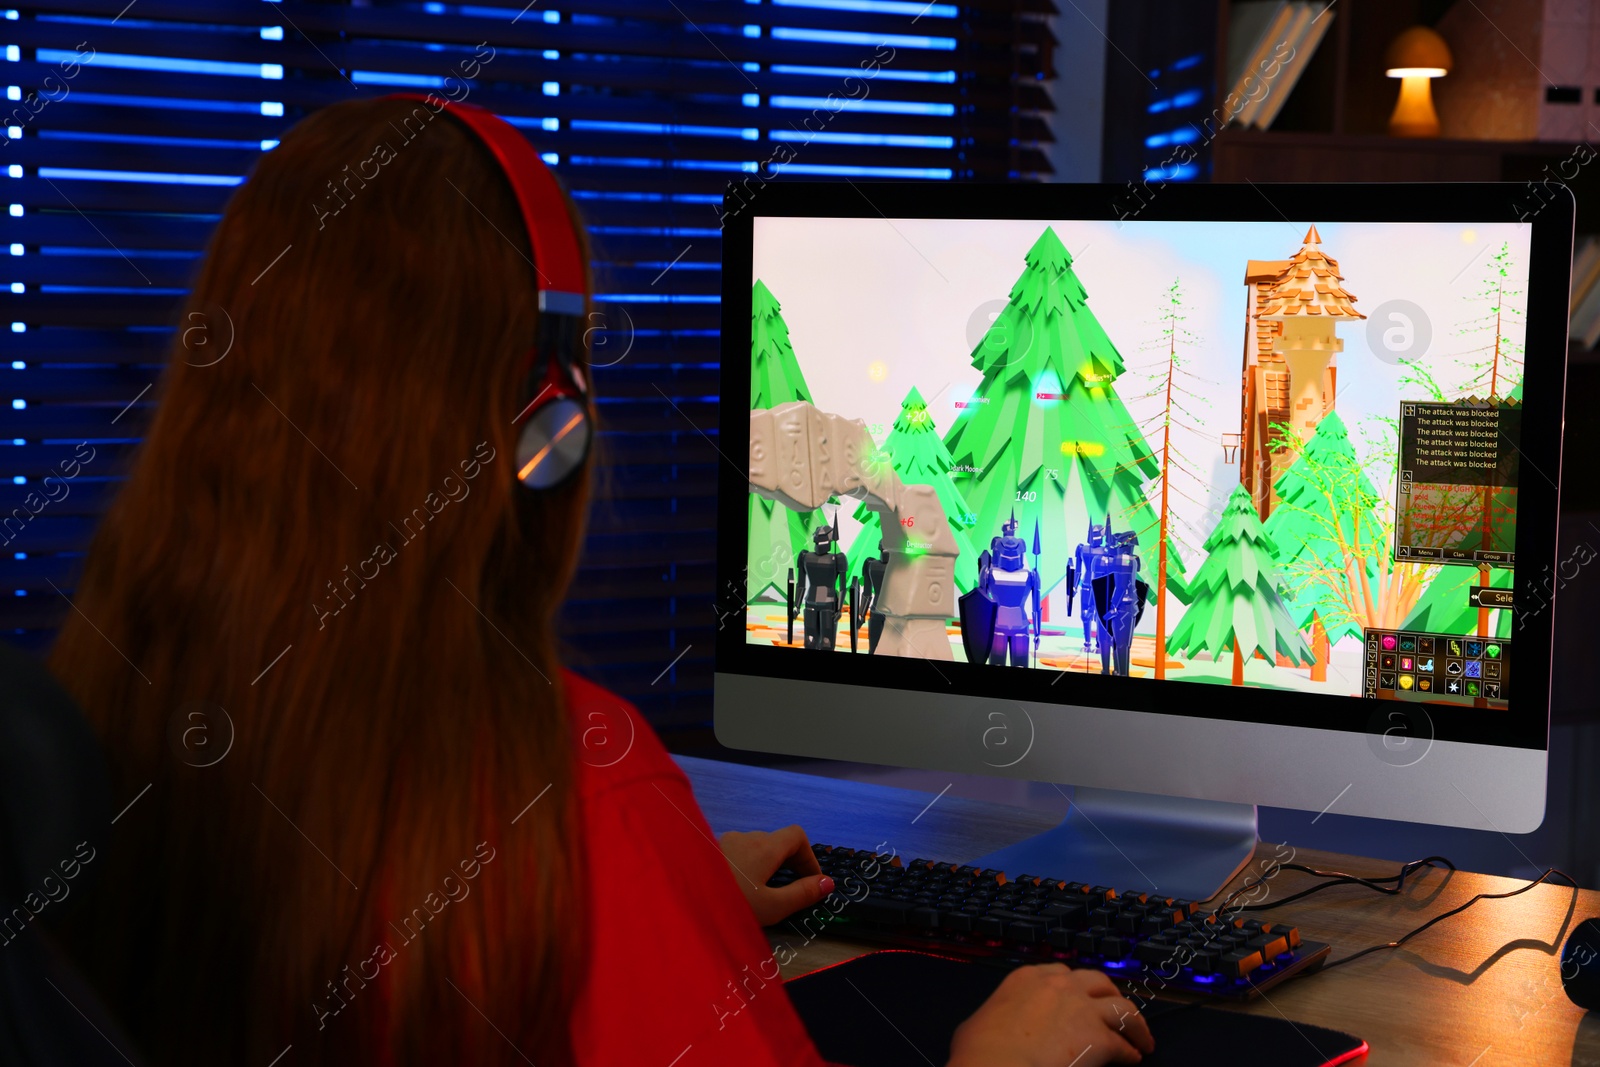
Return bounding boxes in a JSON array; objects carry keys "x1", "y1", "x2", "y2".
[{"x1": 516, "y1": 396, "x2": 592, "y2": 490}]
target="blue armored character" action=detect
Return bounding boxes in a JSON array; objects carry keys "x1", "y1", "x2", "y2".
[
  {"x1": 1089, "y1": 528, "x2": 1150, "y2": 677},
  {"x1": 958, "y1": 512, "x2": 1041, "y2": 667},
  {"x1": 1066, "y1": 514, "x2": 1113, "y2": 653}
]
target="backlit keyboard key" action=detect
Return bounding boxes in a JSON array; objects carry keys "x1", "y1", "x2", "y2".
[
  {"x1": 1219, "y1": 948, "x2": 1265, "y2": 978},
  {"x1": 782, "y1": 843, "x2": 1329, "y2": 1001}
]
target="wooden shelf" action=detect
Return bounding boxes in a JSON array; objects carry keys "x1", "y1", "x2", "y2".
[
  {"x1": 1212, "y1": 130, "x2": 1600, "y2": 229},
  {"x1": 1215, "y1": 129, "x2": 1526, "y2": 180}
]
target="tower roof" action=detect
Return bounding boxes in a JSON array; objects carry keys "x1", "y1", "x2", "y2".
[
  {"x1": 1244, "y1": 259, "x2": 1291, "y2": 284},
  {"x1": 1259, "y1": 225, "x2": 1364, "y2": 321}
]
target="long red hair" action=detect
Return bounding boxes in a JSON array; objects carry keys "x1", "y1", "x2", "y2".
[{"x1": 51, "y1": 96, "x2": 589, "y2": 1065}]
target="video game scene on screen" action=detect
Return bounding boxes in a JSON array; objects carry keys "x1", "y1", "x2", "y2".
[{"x1": 743, "y1": 217, "x2": 1534, "y2": 710}]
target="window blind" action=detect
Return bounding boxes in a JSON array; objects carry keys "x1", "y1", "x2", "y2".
[
  {"x1": 1101, "y1": 2, "x2": 1214, "y2": 187},
  {"x1": 1, "y1": 0, "x2": 1057, "y2": 739}
]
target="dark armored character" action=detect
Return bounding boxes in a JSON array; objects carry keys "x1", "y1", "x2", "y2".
[
  {"x1": 791, "y1": 519, "x2": 848, "y2": 651},
  {"x1": 1066, "y1": 514, "x2": 1113, "y2": 653},
  {"x1": 853, "y1": 540, "x2": 889, "y2": 654},
  {"x1": 1090, "y1": 528, "x2": 1150, "y2": 677},
  {"x1": 960, "y1": 512, "x2": 1041, "y2": 667}
]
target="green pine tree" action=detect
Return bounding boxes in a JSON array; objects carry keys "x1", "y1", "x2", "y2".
[
  {"x1": 1263, "y1": 411, "x2": 1382, "y2": 649},
  {"x1": 748, "y1": 279, "x2": 823, "y2": 601},
  {"x1": 1134, "y1": 275, "x2": 1204, "y2": 679},
  {"x1": 1457, "y1": 241, "x2": 1525, "y2": 401},
  {"x1": 1168, "y1": 484, "x2": 1312, "y2": 683},
  {"x1": 846, "y1": 386, "x2": 981, "y2": 592},
  {"x1": 944, "y1": 226, "x2": 1164, "y2": 598}
]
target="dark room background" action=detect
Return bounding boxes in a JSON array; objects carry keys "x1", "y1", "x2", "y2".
[{"x1": 2, "y1": 0, "x2": 1595, "y2": 884}]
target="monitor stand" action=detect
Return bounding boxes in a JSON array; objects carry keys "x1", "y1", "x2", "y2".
[{"x1": 967, "y1": 786, "x2": 1259, "y2": 902}]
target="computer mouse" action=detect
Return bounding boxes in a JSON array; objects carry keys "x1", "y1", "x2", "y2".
[{"x1": 1563, "y1": 917, "x2": 1600, "y2": 1010}]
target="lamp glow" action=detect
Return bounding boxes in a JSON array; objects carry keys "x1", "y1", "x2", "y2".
[{"x1": 1384, "y1": 27, "x2": 1452, "y2": 138}]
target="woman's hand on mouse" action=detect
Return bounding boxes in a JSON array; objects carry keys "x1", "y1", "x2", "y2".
[
  {"x1": 947, "y1": 963, "x2": 1155, "y2": 1067},
  {"x1": 717, "y1": 824, "x2": 835, "y2": 926}
]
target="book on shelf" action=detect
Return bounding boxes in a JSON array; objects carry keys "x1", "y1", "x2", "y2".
[
  {"x1": 1570, "y1": 235, "x2": 1600, "y2": 350},
  {"x1": 1224, "y1": 1, "x2": 1335, "y2": 130}
]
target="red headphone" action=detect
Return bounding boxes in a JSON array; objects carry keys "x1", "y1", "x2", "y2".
[{"x1": 388, "y1": 94, "x2": 593, "y2": 491}]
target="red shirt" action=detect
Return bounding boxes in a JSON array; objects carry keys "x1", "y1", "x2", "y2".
[{"x1": 564, "y1": 670, "x2": 830, "y2": 1067}]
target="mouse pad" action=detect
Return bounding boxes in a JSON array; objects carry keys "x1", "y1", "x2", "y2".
[{"x1": 786, "y1": 950, "x2": 1367, "y2": 1067}]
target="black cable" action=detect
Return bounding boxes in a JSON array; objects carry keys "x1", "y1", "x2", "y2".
[
  {"x1": 1201, "y1": 854, "x2": 1456, "y2": 918},
  {"x1": 1230, "y1": 857, "x2": 1457, "y2": 911},
  {"x1": 1312, "y1": 866, "x2": 1580, "y2": 973},
  {"x1": 1181, "y1": 858, "x2": 1582, "y2": 1003}
]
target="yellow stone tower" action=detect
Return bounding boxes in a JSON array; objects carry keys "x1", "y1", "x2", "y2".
[{"x1": 1238, "y1": 225, "x2": 1365, "y2": 519}]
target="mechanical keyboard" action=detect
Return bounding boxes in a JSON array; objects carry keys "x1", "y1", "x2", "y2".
[{"x1": 769, "y1": 844, "x2": 1331, "y2": 1000}]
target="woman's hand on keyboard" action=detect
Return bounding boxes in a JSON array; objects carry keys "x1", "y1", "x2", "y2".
[
  {"x1": 947, "y1": 963, "x2": 1155, "y2": 1066},
  {"x1": 718, "y1": 824, "x2": 836, "y2": 926}
]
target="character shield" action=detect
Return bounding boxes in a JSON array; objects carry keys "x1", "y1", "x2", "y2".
[{"x1": 958, "y1": 589, "x2": 999, "y2": 665}]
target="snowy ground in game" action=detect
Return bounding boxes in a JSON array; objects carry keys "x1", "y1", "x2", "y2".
[{"x1": 743, "y1": 603, "x2": 1368, "y2": 697}]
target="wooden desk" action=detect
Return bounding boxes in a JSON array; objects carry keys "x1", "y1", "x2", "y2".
[{"x1": 680, "y1": 756, "x2": 1600, "y2": 1066}]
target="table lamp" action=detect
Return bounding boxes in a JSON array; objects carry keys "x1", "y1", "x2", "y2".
[{"x1": 1385, "y1": 26, "x2": 1452, "y2": 137}]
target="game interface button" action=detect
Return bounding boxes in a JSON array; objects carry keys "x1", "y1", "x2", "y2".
[
  {"x1": 1417, "y1": 677, "x2": 1434, "y2": 692},
  {"x1": 1484, "y1": 661, "x2": 1501, "y2": 679},
  {"x1": 1379, "y1": 673, "x2": 1397, "y2": 689},
  {"x1": 1485, "y1": 682, "x2": 1502, "y2": 699},
  {"x1": 1465, "y1": 661, "x2": 1482, "y2": 678},
  {"x1": 1445, "y1": 659, "x2": 1464, "y2": 677},
  {"x1": 1398, "y1": 675, "x2": 1415, "y2": 690},
  {"x1": 1380, "y1": 654, "x2": 1396, "y2": 670},
  {"x1": 1446, "y1": 679, "x2": 1462, "y2": 695},
  {"x1": 1418, "y1": 636, "x2": 1435, "y2": 655}
]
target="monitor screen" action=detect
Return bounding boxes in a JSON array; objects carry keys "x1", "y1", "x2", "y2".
[{"x1": 715, "y1": 183, "x2": 1569, "y2": 830}]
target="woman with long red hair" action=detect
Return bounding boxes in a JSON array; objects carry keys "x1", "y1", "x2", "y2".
[{"x1": 49, "y1": 96, "x2": 1153, "y2": 1067}]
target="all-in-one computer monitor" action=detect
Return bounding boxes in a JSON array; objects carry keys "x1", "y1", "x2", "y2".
[{"x1": 714, "y1": 182, "x2": 1572, "y2": 899}]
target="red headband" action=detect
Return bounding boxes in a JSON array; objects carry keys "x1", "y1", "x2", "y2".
[{"x1": 388, "y1": 93, "x2": 587, "y2": 314}]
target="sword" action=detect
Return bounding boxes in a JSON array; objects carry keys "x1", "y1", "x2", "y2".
[
  {"x1": 786, "y1": 566, "x2": 796, "y2": 646},
  {"x1": 849, "y1": 578, "x2": 858, "y2": 653},
  {"x1": 1032, "y1": 519, "x2": 1043, "y2": 667}
]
